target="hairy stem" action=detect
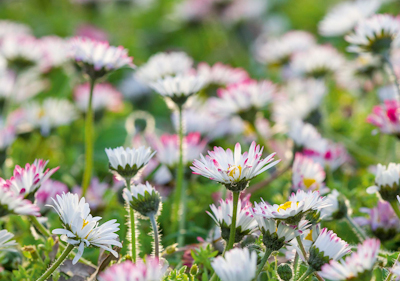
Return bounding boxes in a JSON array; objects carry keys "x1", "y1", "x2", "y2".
[
  {"x1": 225, "y1": 191, "x2": 239, "y2": 252},
  {"x1": 125, "y1": 178, "x2": 137, "y2": 263},
  {"x1": 345, "y1": 214, "x2": 367, "y2": 242},
  {"x1": 149, "y1": 214, "x2": 160, "y2": 258},
  {"x1": 37, "y1": 244, "x2": 74, "y2": 281},
  {"x1": 82, "y1": 78, "x2": 96, "y2": 196},
  {"x1": 256, "y1": 249, "x2": 273, "y2": 277}
]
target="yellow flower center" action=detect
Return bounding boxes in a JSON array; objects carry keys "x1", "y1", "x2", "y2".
[
  {"x1": 37, "y1": 109, "x2": 46, "y2": 118},
  {"x1": 305, "y1": 230, "x2": 313, "y2": 242},
  {"x1": 227, "y1": 165, "x2": 242, "y2": 180},
  {"x1": 277, "y1": 201, "x2": 298, "y2": 212},
  {"x1": 303, "y1": 178, "x2": 316, "y2": 189},
  {"x1": 82, "y1": 219, "x2": 90, "y2": 229}
]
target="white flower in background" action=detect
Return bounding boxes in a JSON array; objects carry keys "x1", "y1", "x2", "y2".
[
  {"x1": 150, "y1": 73, "x2": 206, "y2": 105},
  {"x1": 191, "y1": 141, "x2": 280, "y2": 191},
  {"x1": 0, "y1": 20, "x2": 31, "y2": 39},
  {"x1": 40, "y1": 36, "x2": 69, "y2": 70},
  {"x1": 378, "y1": 84, "x2": 399, "y2": 102},
  {"x1": 149, "y1": 132, "x2": 207, "y2": 168},
  {"x1": 123, "y1": 182, "x2": 161, "y2": 217},
  {"x1": 2, "y1": 159, "x2": 59, "y2": 198},
  {"x1": 98, "y1": 258, "x2": 167, "y2": 281},
  {"x1": 367, "y1": 163, "x2": 400, "y2": 201},
  {"x1": 50, "y1": 192, "x2": 121, "y2": 264},
  {"x1": 17, "y1": 98, "x2": 77, "y2": 135},
  {"x1": 308, "y1": 228, "x2": 351, "y2": 271},
  {"x1": 0, "y1": 123, "x2": 15, "y2": 151},
  {"x1": 0, "y1": 187, "x2": 40, "y2": 217},
  {"x1": 69, "y1": 36, "x2": 133, "y2": 79},
  {"x1": 0, "y1": 71, "x2": 15, "y2": 99},
  {"x1": 212, "y1": 248, "x2": 257, "y2": 281},
  {"x1": 346, "y1": 14, "x2": 400, "y2": 54},
  {"x1": 287, "y1": 120, "x2": 321, "y2": 147},
  {"x1": 254, "y1": 31, "x2": 316, "y2": 66},
  {"x1": 320, "y1": 190, "x2": 341, "y2": 220},
  {"x1": 320, "y1": 238, "x2": 380, "y2": 280},
  {"x1": 209, "y1": 80, "x2": 276, "y2": 119},
  {"x1": 207, "y1": 196, "x2": 256, "y2": 242},
  {"x1": 35, "y1": 179, "x2": 69, "y2": 212},
  {"x1": 318, "y1": 0, "x2": 381, "y2": 37},
  {"x1": 105, "y1": 146, "x2": 156, "y2": 180},
  {"x1": 118, "y1": 73, "x2": 151, "y2": 101},
  {"x1": 292, "y1": 153, "x2": 328, "y2": 194},
  {"x1": 196, "y1": 62, "x2": 249, "y2": 87},
  {"x1": 220, "y1": 0, "x2": 267, "y2": 24},
  {"x1": 74, "y1": 82, "x2": 123, "y2": 113},
  {"x1": 0, "y1": 229, "x2": 18, "y2": 252},
  {"x1": 135, "y1": 51, "x2": 193, "y2": 84},
  {"x1": 290, "y1": 45, "x2": 345, "y2": 78}
]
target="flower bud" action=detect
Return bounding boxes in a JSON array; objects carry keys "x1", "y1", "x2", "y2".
[{"x1": 277, "y1": 263, "x2": 293, "y2": 281}]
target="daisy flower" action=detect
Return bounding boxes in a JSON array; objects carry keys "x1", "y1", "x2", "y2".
[
  {"x1": 318, "y1": 0, "x2": 381, "y2": 37},
  {"x1": 69, "y1": 36, "x2": 133, "y2": 80},
  {"x1": 2, "y1": 159, "x2": 59, "y2": 199},
  {"x1": 287, "y1": 120, "x2": 321, "y2": 148},
  {"x1": 0, "y1": 124, "x2": 16, "y2": 151},
  {"x1": 320, "y1": 238, "x2": 380, "y2": 281},
  {"x1": 105, "y1": 146, "x2": 156, "y2": 181},
  {"x1": 191, "y1": 141, "x2": 280, "y2": 192},
  {"x1": 135, "y1": 51, "x2": 193, "y2": 84},
  {"x1": 254, "y1": 31, "x2": 316, "y2": 66},
  {"x1": 40, "y1": 36, "x2": 69, "y2": 70},
  {"x1": 320, "y1": 190, "x2": 349, "y2": 221},
  {"x1": 149, "y1": 132, "x2": 207, "y2": 168},
  {"x1": 74, "y1": 82, "x2": 123, "y2": 113},
  {"x1": 367, "y1": 163, "x2": 400, "y2": 201},
  {"x1": 346, "y1": 14, "x2": 400, "y2": 55},
  {"x1": 209, "y1": 80, "x2": 276, "y2": 119},
  {"x1": 0, "y1": 187, "x2": 40, "y2": 217},
  {"x1": 292, "y1": 153, "x2": 328, "y2": 194},
  {"x1": 196, "y1": 62, "x2": 249, "y2": 87},
  {"x1": 308, "y1": 228, "x2": 351, "y2": 272},
  {"x1": 50, "y1": 192, "x2": 122, "y2": 264},
  {"x1": 207, "y1": 195, "x2": 257, "y2": 243},
  {"x1": 123, "y1": 182, "x2": 161, "y2": 217},
  {"x1": 98, "y1": 258, "x2": 167, "y2": 281},
  {"x1": 290, "y1": 45, "x2": 345, "y2": 79},
  {"x1": 149, "y1": 73, "x2": 206, "y2": 106},
  {"x1": 367, "y1": 99, "x2": 400, "y2": 135},
  {"x1": 211, "y1": 248, "x2": 257, "y2": 281},
  {"x1": 35, "y1": 179, "x2": 69, "y2": 212},
  {"x1": 0, "y1": 20, "x2": 31, "y2": 39},
  {"x1": 0, "y1": 229, "x2": 18, "y2": 252}
]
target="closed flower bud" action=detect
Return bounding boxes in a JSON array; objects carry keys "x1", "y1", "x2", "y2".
[
  {"x1": 277, "y1": 264, "x2": 293, "y2": 281},
  {"x1": 190, "y1": 264, "x2": 199, "y2": 276},
  {"x1": 123, "y1": 182, "x2": 161, "y2": 217}
]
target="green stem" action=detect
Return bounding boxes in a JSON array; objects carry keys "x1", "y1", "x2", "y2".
[
  {"x1": 172, "y1": 104, "x2": 186, "y2": 245},
  {"x1": 37, "y1": 244, "x2": 74, "y2": 281},
  {"x1": 126, "y1": 178, "x2": 137, "y2": 263},
  {"x1": 82, "y1": 78, "x2": 96, "y2": 196},
  {"x1": 293, "y1": 252, "x2": 300, "y2": 279},
  {"x1": 210, "y1": 273, "x2": 218, "y2": 281},
  {"x1": 225, "y1": 191, "x2": 240, "y2": 252},
  {"x1": 345, "y1": 214, "x2": 367, "y2": 242},
  {"x1": 385, "y1": 252, "x2": 400, "y2": 281},
  {"x1": 298, "y1": 267, "x2": 314, "y2": 281},
  {"x1": 256, "y1": 249, "x2": 273, "y2": 277},
  {"x1": 383, "y1": 53, "x2": 400, "y2": 98},
  {"x1": 390, "y1": 200, "x2": 400, "y2": 221},
  {"x1": 295, "y1": 236, "x2": 325, "y2": 281},
  {"x1": 149, "y1": 214, "x2": 160, "y2": 259}
]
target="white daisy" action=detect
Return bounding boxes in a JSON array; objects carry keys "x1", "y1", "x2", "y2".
[
  {"x1": 320, "y1": 190, "x2": 343, "y2": 220},
  {"x1": 50, "y1": 192, "x2": 122, "y2": 264},
  {"x1": 1, "y1": 159, "x2": 59, "y2": 199},
  {"x1": 346, "y1": 14, "x2": 400, "y2": 54},
  {"x1": 135, "y1": 51, "x2": 193, "y2": 84},
  {"x1": 308, "y1": 228, "x2": 351, "y2": 271},
  {"x1": 0, "y1": 187, "x2": 40, "y2": 217},
  {"x1": 318, "y1": 0, "x2": 381, "y2": 37},
  {"x1": 254, "y1": 31, "x2": 316, "y2": 66},
  {"x1": 40, "y1": 36, "x2": 69, "y2": 70},
  {"x1": 0, "y1": 229, "x2": 18, "y2": 252},
  {"x1": 105, "y1": 146, "x2": 156, "y2": 180},
  {"x1": 367, "y1": 163, "x2": 400, "y2": 201},
  {"x1": 191, "y1": 141, "x2": 280, "y2": 191},
  {"x1": 35, "y1": 179, "x2": 69, "y2": 212},
  {"x1": 0, "y1": 20, "x2": 31, "y2": 39},
  {"x1": 211, "y1": 248, "x2": 257, "y2": 281},
  {"x1": 196, "y1": 62, "x2": 249, "y2": 87},
  {"x1": 69, "y1": 36, "x2": 133, "y2": 79},
  {"x1": 320, "y1": 238, "x2": 380, "y2": 280},
  {"x1": 207, "y1": 196, "x2": 257, "y2": 242},
  {"x1": 123, "y1": 182, "x2": 161, "y2": 217},
  {"x1": 287, "y1": 120, "x2": 321, "y2": 147},
  {"x1": 209, "y1": 80, "x2": 276, "y2": 119}
]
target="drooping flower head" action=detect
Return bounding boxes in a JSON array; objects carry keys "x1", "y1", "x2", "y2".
[
  {"x1": 207, "y1": 195, "x2": 256, "y2": 243},
  {"x1": 98, "y1": 258, "x2": 167, "y2": 281},
  {"x1": 209, "y1": 80, "x2": 276, "y2": 120},
  {"x1": 367, "y1": 100, "x2": 400, "y2": 136},
  {"x1": 105, "y1": 146, "x2": 156, "y2": 181},
  {"x1": 123, "y1": 182, "x2": 161, "y2": 218},
  {"x1": 318, "y1": 0, "x2": 381, "y2": 37},
  {"x1": 346, "y1": 14, "x2": 400, "y2": 55},
  {"x1": 211, "y1": 248, "x2": 257, "y2": 281},
  {"x1": 191, "y1": 141, "x2": 280, "y2": 192},
  {"x1": 0, "y1": 186, "x2": 40, "y2": 217},
  {"x1": 0, "y1": 229, "x2": 18, "y2": 252},
  {"x1": 320, "y1": 238, "x2": 380, "y2": 281},
  {"x1": 1, "y1": 159, "x2": 59, "y2": 200},
  {"x1": 69, "y1": 36, "x2": 133, "y2": 80},
  {"x1": 49, "y1": 192, "x2": 122, "y2": 264},
  {"x1": 367, "y1": 163, "x2": 400, "y2": 201},
  {"x1": 308, "y1": 228, "x2": 351, "y2": 272}
]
